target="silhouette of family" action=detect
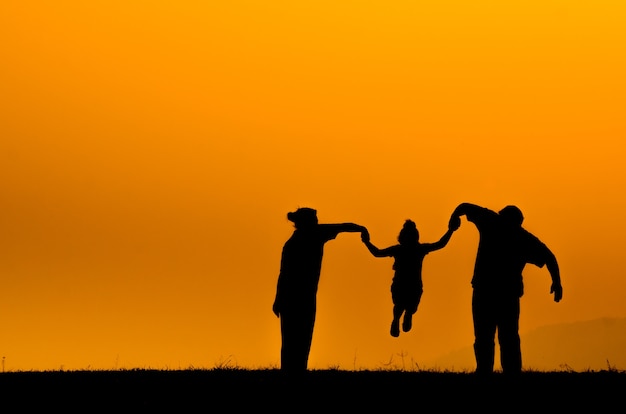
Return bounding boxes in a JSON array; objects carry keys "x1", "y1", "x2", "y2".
[{"x1": 273, "y1": 204, "x2": 562, "y2": 376}]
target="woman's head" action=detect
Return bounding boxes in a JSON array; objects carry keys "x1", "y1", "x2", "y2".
[
  {"x1": 398, "y1": 219, "x2": 419, "y2": 245},
  {"x1": 287, "y1": 207, "x2": 318, "y2": 229}
]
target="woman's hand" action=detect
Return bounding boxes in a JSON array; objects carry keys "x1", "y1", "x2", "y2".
[{"x1": 360, "y1": 228, "x2": 370, "y2": 243}]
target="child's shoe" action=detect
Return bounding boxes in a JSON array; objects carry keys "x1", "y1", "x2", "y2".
[
  {"x1": 402, "y1": 313, "x2": 412, "y2": 332},
  {"x1": 390, "y1": 319, "x2": 400, "y2": 337}
]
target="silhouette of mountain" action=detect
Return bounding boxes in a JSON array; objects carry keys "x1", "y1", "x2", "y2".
[{"x1": 427, "y1": 317, "x2": 626, "y2": 372}]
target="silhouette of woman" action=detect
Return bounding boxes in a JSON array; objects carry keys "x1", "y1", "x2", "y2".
[
  {"x1": 272, "y1": 207, "x2": 366, "y2": 373},
  {"x1": 361, "y1": 219, "x2": 457, "y2": 337}
]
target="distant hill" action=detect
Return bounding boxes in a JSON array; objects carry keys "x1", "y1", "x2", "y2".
[{"x1": 427, "y1": 317, "x2": 626, "y2": 372}]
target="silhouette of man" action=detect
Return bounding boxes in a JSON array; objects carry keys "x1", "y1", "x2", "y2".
[
  {"x1": 449, "y1": 203, "x2": 562, "y2": 375},
  {"x1": 272, "y1": 207, "x2": 366, "y2": 374}
]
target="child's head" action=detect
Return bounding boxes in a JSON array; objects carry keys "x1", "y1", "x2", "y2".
[{"x1": 398, "y1": 220, "x2": 419, "y2": 245}]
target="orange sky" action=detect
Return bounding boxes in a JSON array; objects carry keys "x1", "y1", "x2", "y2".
[{"x1": 1, "y1": 1, "x2": 625, "y2": 372}]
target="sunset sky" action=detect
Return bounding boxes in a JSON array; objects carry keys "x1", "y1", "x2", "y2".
[{"x1": 1, "y1": 1, "x2": 625, "y2": 372}]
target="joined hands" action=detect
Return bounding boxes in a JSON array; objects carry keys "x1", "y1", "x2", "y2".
[
  {"x1": 360, "y1": 228, "x2": 370, "y2": 243},
  {"x1": 449, "y1": 215, "x2": 461, "y2": 231}
]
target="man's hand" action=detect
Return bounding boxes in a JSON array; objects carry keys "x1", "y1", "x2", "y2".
[
  {"x1": 449, "y1": 215, "x2": 461, "y2": 231},
  {"x1": 550, "y1": 283, "x2": 563, "y2": 302}
]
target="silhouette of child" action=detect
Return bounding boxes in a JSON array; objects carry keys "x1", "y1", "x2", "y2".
[{"x1": 361, "y1": 219, "x2": 458, "y2": 337}]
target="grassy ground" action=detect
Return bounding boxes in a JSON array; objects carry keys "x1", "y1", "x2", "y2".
[{"x1": 1, "y1": 368, "x2": 624, "y2": 410}]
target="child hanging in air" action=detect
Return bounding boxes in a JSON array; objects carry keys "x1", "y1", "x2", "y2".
[{"x1": 361, "y1": 218, "x2": 458, "y2": 337}]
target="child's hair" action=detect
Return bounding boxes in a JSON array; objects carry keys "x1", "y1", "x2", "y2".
[{"x1": 398, "y1": 220, "x2": 419, "y2": 245}]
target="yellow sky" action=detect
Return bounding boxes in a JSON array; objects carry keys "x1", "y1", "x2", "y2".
[{"x1": 1, "y1": 1, "x2": 625, "y2": 371}]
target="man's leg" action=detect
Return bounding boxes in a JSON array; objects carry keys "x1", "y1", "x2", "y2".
[
  {"x1": 497, "y1": 296, "x2": 522, "y2": 375},
  {"x1": 472, "y1": 290, "x2": 497, "y2": 375}
]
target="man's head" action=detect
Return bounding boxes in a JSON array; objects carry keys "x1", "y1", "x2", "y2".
[
  {"x1": 498, "y1": 205, "x2": 524, "y2": 227},
  {"x1": 287, "y1": 207, "x2": 318, "y2": 229}
]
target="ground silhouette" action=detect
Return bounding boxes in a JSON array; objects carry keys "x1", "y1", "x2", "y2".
[{"x1": 0, "y1": 369, "x2": 624, "y2": 410}]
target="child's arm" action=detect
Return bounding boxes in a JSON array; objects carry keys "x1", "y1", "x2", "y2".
[
  {"x1": 425, "y1": 220, "x2": 459, "y2": 252},
  {"x1": 361, "y1": 229, "x2": 393, "y2": 258}
]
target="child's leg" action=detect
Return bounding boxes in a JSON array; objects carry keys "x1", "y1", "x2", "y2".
[
  {"x1": 390, "y1": 305, "x2": 403, "y2": 337},
  {"x1": 403, "y1": 290, "x2": 422, "y2": 332},
  {"x1": 402, "y1": 311, "x2": 414, "y2": 332}
]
